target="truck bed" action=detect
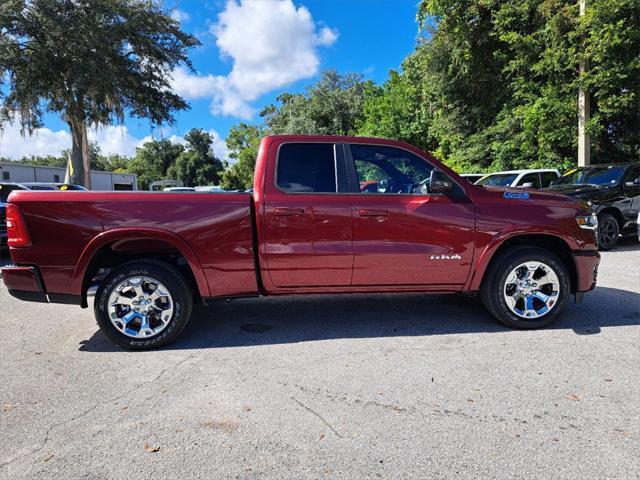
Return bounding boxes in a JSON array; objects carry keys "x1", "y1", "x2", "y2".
[{"x1": 7, "y1": 191, "x2": 259, "y2": 300}]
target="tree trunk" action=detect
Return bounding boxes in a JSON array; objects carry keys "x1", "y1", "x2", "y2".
[
  {"x1": 68, "y1": 119, "x2": 85, "y2": 186},
  {"x1": 81, "y1": 120, "x2": 92, "y2": 189},
  {"x1": 67, "y1": 117, "x2": 91, "y2": 188}
]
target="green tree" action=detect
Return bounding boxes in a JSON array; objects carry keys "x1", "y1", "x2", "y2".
[
  {"x1": 358, "y1": 68, "x2": 435, "y2": 152},
  {"x1": 414, "y1": 0, "x2": 639, "y2": 171},
  {"x1": 167, "y1": 129, "x2": 224, "y2": 187},
  {"x1": 220, "y1": 123, "x2": 265, "y2": 190},
  {"x1": 261, "y1": 70, "x2": 374, "y2": 135},
  {"x1": 0, "y1": 0, "x2": 199, "y2": 187},
  {"x1": 127, "y1": 139, "x2": 185, "y2": 190}
]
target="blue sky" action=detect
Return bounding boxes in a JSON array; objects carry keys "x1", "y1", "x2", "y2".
[{"x1": 1, "y1": 0, "x2": 422, "y2": 161}]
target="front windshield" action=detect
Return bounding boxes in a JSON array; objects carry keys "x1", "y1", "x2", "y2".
[
  {"x1": 476, "y1": 173, "x2": 518, "y2": 187},
  {"x1": 553, "y1": 166, "x2": 626, "y2": 186}
]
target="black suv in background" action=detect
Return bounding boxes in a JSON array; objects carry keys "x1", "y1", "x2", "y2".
[{"x1": 545, "y1": 163, "x2": 640, "y2": 250}]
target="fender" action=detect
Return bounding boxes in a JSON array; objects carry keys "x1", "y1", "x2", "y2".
[
  {"x1": 465, "y1": 227, "x2": 578, "y2": 292},
  {"x1": 72, "y1": 227, "x2": 210, "y2": 298}
]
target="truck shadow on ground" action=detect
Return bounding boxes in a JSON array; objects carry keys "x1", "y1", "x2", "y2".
[{"x1": 79, "y1": 285, "x2": 640, "y2": 352}]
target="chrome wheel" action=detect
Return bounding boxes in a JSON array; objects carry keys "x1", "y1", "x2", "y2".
[
  {"x1": 107, "y1": 276, "x2": 174, "y2": 338},
  {"x1": 503, "y1": 262, "x2": 560, "y2": 319}
]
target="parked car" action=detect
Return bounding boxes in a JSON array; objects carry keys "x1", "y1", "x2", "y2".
[
  {"x1": 19, "y1": 182, "x2": 87, "y2": 191},
  {"x1": 195, "y1": 186, "x2": 224, "y2": 192},
  {"x1": 460, "y1": 173, "x2": 484, "y2": 183},
  {"x1": 163, "y1": 187, "x2": 195, "y2": 192},
  {"x1": 2, "y1": 135, "x2": 599, "y2": 349},
  {"x1": 475, "y1": 169, "x2": 560, "y2": 189},
  {"x1": 545, "y1": 163, "x2": 640, "y2": 250}
]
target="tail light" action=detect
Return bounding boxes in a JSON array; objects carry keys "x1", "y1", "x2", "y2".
[{"x1": 6, "y1": 204, "x2": 31, "y2": 247}]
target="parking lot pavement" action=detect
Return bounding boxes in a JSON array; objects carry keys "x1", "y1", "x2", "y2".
[{"x1": 0, "y1": 243, "x2": 638, "y2": 480}]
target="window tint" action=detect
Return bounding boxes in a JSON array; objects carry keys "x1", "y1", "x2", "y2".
[
  {"x1": 540, "y1": 172, "x2": 558, "y2": 187},
  {"x1": 277, "y1": 143, "x2": 337, "y2": 193},
  {"x1": 519, "y1": 173, "x2": 541, "y2": 188},
  {"x1": 476, "y1": 173, "x2": 519, "y2": 186},
  {"x1": 351, "y1": 145, "x2": 434, "y2": 194}
]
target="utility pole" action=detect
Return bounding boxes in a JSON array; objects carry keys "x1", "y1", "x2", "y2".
[{"x1": 578, "y1": 0, "x2": 590, "y2": 166}]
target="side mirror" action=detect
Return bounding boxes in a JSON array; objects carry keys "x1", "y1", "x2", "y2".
[
  {"x1": 428, "y1": 170, "x2": 454, "y2": 195},
  {"x1": 519, "y1": 182, "x2": 535, "y2": 188},
  {"x1": 625, "y1": 177, "x2": 640, "y2": 187}
]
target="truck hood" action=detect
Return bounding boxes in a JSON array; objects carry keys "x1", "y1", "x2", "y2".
[
  {"x1": 544, "y1": 183, "x2": 619, "y2": 203},
  {"x1": 479, "y1": 185, "x2": 580, "y2": 204}
]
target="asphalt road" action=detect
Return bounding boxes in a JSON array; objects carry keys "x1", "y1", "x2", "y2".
[{"x1": 1, "y1": 241, "x2": 639, "y2": 479}]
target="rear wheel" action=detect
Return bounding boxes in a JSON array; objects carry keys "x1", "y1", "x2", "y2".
[
  {"x1": 481, "y1": 247, "x2": 570, "y2": 329},
  {"x1": 94, "y1": 260, "x2": 193, "y2": 349},
  {"x1": 597, "y1": 212, "x2": 619, "y2": 251}
]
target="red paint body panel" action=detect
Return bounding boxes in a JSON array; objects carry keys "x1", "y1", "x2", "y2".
[
  {"x1": 6, "y1": 192, "x2": 257, "y2": 298},
  {"x1": 3, "y1": 135, "x2": 599, "y2": 306}
]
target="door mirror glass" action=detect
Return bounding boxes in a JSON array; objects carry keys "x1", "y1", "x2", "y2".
[
  {"x1": 428, "y1": 170, "x2": 454, "y2": 195},
  {"x1": 625, "y1": 177, "x2": 640, "y2": 187}
]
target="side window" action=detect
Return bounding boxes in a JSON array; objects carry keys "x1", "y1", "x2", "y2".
[
  {"x1": 540, "y1": 172, "x2": 558, "y2": 188},
  {"x1": 350, "y1": 145, "x2": 434, "y2": 194},
  {"x1": 625, "y1": 165, "x2": 640, "y2": 186},
  {"x1": 519, "y1": 173, "x2": 541, "y2": 189},
  {"x1": 276, "y1": 143, "x2": 337, "y2": 193}
]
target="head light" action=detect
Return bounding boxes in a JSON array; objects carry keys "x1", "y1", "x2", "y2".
[{"x1": 576, "y1": 213, "x2": 598, "y2": 230}]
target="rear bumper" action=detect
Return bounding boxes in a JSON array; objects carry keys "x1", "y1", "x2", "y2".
[
  {"x1": 1, "y1": 265, "x2": 48, "y2": 302},
  {"x1": 1, "y1": 265, "x2": 80, "y2": 305},
  {"x1": 572, "y1": 249, "x2": 600, "y2": 293}
]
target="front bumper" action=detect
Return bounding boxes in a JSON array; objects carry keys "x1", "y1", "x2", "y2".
[{"x1": 572, "y1": 249, "x2": 600, "y2": 294}]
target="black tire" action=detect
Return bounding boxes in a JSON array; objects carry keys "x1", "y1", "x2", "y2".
[
  {"x1": 480, "y1": 247, "x2": 571, "y2": 329},
  {"x1": 597, "y1": 212, "x2": 619, "y2": 251},
  {"x1": 94, "y1": 260, "x2": 193, "y2": 350}
]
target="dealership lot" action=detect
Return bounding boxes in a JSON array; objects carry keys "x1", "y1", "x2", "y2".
[{"x1": 0, "y1": 242, "x2": 638, "y2": 480}]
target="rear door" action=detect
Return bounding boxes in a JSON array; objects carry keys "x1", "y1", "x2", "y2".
[
  {"x1": 347, "y1": 143, "x2": 475, "y2": 287},
  {"x1": 262, "y1": 141, "x2": 353, "y2": 288}
]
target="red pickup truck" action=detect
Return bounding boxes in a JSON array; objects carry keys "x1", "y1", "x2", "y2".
[{"x1": 2, "y1": 135, "x2": 600, "y2": 349}]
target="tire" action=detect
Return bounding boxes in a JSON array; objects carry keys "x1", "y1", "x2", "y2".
[
  {"x1": 480, "y1": 247, "x2": 571, "y2": 329},
  {"x1": 94, "y1": 260, "x2": 193, "y2": 350},
  {"x1": 597, "y1": 212, "x2": 619, "y2": 251}
]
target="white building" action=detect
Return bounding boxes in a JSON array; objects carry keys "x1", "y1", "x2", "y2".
[{"x1": 0, "y1": 163, "x2": 138, "y2": 190}]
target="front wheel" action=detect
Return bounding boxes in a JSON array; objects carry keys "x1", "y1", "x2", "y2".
[
  {"x1": 481, "y1": 247, "x2": 570, "y2": 329},
  {"x1": 94, "y1": 260, "x2": 193, "y2": 349},
  {"x1": 597, "y1": 213, "x2": 619, "y2": 251}
]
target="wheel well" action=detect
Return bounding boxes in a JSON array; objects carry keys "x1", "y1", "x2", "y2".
[
  {"x1": 80, "y1": 239, "x2": 199, "y2": 307},
  {"x1": 483, "y1": 234, "x2": 577, "y2": 293},
  {"x1": 597, "y1": 207, "x2": 624, "y2": 229}
]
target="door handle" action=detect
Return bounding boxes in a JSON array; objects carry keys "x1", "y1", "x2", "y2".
[
  {"x1": 359, "y1": 208, "x2": 388, "y2": 217},
  {"x1": 274, "y1": 207, "x2": 305, "y2": 216}
]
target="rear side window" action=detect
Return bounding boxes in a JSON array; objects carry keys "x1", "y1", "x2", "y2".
[
  {"x1": 541, "y1": 171, "x2": 558, "y2": 187},
  {"x1": 276, "y1": 143, "x2": 337, "y2": 193}
]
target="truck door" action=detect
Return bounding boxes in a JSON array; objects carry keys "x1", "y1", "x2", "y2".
[
  {"x1": 346, "y1": 143, "x2": 475, "y2": 287},
  {"x1": 261, "y1": 141, "x2": 353, "y2": 288}
]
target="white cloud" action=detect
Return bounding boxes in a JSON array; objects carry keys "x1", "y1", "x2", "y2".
[
  {"x1": 208, "y1": 129, "x2": 230, "y2": 163},
  {"x1": 0, "y1": 123, "x2": 71, "y2": 159},
  {"x1": 170, "y1": 0, "x2": 338, "y2": 119},
  {"x1": 170, "y1": 9, "x2": 190, "y2": 23},
  {"x1": 0, "y1": 122, "x2": 229, "y2": 163}
]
